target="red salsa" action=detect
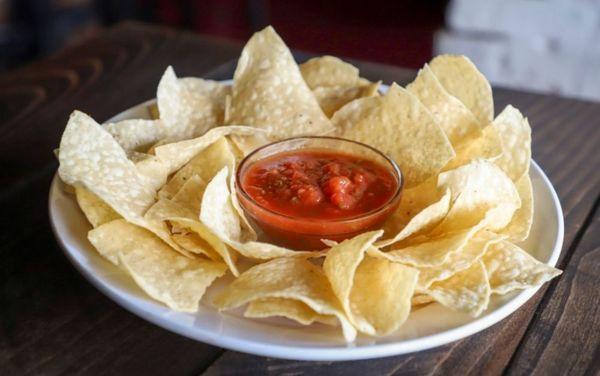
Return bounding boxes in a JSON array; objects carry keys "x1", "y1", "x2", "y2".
[{"x1": 241, "y1": 149, "x2": 398, "y2": 220}]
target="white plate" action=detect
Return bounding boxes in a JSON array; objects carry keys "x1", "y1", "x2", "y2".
[{"x1": 49, "y1": 90, "x2": 564, "y2": 361}]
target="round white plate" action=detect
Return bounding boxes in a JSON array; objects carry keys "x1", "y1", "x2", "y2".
[{"x1": 49, "y1": 92, "x2": 564, "y2": 361}]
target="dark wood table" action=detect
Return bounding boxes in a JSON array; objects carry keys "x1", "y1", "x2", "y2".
[{"x1": 1, "y1": 22, "x2": 598, "y2": 375}]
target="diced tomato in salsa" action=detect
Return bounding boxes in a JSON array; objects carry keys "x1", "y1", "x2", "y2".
[{"x1": 241, "y1": 149, "x2": 397, "y2": 220}]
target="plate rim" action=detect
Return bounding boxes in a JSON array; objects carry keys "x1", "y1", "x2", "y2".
[{"x1": 49, "y1": 96, "x2": 564, "y2": 361}]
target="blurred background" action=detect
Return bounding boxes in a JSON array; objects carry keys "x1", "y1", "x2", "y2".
[{"x1": 0, "y1": 0, "x2": 598, "y2": 101}]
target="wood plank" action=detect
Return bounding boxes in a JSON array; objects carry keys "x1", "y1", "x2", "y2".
[
  {"x1": 505, "y1": 200, "x2": 600, "y2": 376},
  {"x1": 0, "y1": 21, "x2": 242, "y2": 192}
]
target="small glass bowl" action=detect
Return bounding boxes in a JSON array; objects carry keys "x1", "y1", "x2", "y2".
[{"x1": 235, "y1": 136, "x2": 403, "y2": 250}]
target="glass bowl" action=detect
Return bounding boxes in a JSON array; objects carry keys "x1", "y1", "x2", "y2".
[{"x1": 235, "y1": 136, "x2": 403, "y2": 250}]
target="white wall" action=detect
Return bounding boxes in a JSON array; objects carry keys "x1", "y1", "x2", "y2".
[{"x1": 435, "y1": 0, "x2": 600, "y2": 101}]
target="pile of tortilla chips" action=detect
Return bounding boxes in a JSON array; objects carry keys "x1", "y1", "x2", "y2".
[{"x1": 57, "y1": 26, "x2": 561, "y2": 342}]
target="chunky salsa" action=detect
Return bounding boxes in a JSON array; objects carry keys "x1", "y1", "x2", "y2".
[{"x1": 240, "y1": 149, "x2": 398, "y2": 220}]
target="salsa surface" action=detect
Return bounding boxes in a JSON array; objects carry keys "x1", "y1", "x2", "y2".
[{"x1": 241, "y1": 149, "x2": 398, "y2": 220}]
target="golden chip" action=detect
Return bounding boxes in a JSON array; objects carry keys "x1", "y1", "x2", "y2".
[
  {"x1": 407, "y1": 64, "x2": 481, "y2": 147},
  {"x1": 58, "y1": 111, "x2": 156, "y2": 223},
  {"x1": 159, "y1": 136, "x2": 235, "y2": 200},
  {"x1": 333, "y1": 84, "x2": 455, "y2": 187},
  {"x1": 426, "y1": 260, "x2": 491, "y2": 316},
  {"x1": 436, "y1": 160, "x2": 521, "y2": 233},
  {"x1": 157, "y1": 66, "x2": 230, "y2": 140},
  {"x1": 500, "y1": 174, "x2": 534, "y2": 242},
  {"x1": 171, "y1": 232, "x2": 220, "y2": 260},
  {"x1": 313, "y1": 82, "x2": 380, "y2": 117},
  {"x1": 103, "y1": 119, "x2": 165, "y2": 152},
  {"x1": 444, "y1": 124, "x2": 503, "y2": 170},
  {"x1": 99, "y1": 220, "x2": 227, "y2": 312},
  {"x1": 384, "y1": 226, "x2": 483, "y2": 267},
  {"x1": 214, "y1": 257, "x2": 357, "y2": 341},
  {"x1": 152, "y1": 125, "x2": 261, "y2": 180},
  {"x1": 89, "y1": 219, "x2": 226, "y2": 312},
  {"x1": 170, "y1": 217, "x2": 239, "y2": 276},
  {"x1": 142, "y1": 198, "x2": 196, "y2": 258},
  {"x1": 378, "y1": 188, "x2": 451, "y2": 247},
  {"x1": 227, "y1": 27, "x2": 334, "y2": 138},
  {"x1": 491, "y1": 105, "x2": 532, "y2": 181},
  {"x1": 483, "y1": 241, "x2": 561, "y2": 294},
  {"x1": 323, "y1": 231, "x2": 418, "y2": 335},
  {"x1": 416, "y1": 230, "x2": 505, "y2": 289},
  {"x1": 171, "y1": 174, "x2": 205, "y2": 215},
  {"x1": 300, "y1": 55, "x2": 366, "y2": 89},
  {"x1": 75, "y1": 186, "x2": 120, "y2": 228},
  {"x1": 245, "y1": 298, "x2": 337, "y2": 326},
  {"x1": 429, "y1": 55, "x2": 494, "y2": 125}
]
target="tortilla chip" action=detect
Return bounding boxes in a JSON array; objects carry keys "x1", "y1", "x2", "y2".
[
  {"x1": 89, "y1": 219, "x2": 226, "y2": 312},
  {"x1": 136, "y1": 156, "x2": 174, "y2": 192},
  {"x1": 384, "y1": 226, "x2": 482, "y2": 267},
  {"x1": 90, "y1": 220, "x2": 228, "y2": 312},
  {"x1": 350, "y1": 256, "x2": 418, "y2": 335},
  {"x1": 411, "y1": 294, "x2": 435, "y2": 306},
  {"x1": 245, "y1": 298, "x2": 337, "y2": 326},
  {"x1": 491, "y1": 105, "x2": 532, "y2": 181},
  {"x1": 134, "y1": 126, "x2": 260, "y2": 193},
  {"x1": 200, "y1": 167, "x2": 242, "y2": 240},
  {"x1": 171, "y1": 232, "x2": 220, "y2": 260},
  {"x1": 103, "y1": 119, "x2": 164, "y2": 152},
  {"x1": 417, "y1": 230, "x2": 505, "y2": 289},
  {"x1": 88, "y1": 219, "x2": 138, "y2": 265},
  {"x1": 436, "y1": 160, "x2": 521, "y2": 233},
  {"x1": 501, "y1": 174, "x2": 533, "y2": 242},
  {"x1": 228, "y1": 133, "x2": 274, "y2": 157},
  {"x1": 214, "y1": 257, "x2": 357, "y2": 342},
  {"x1": 333, "y1": 84, "x2": 455, "y2": 187},
  {"x1": 227, "y1": 158, "x2": 258, "y2": 242},
  {"x1": 159, "y1": 137, "x2": 235, "y2": 200},
  {"x1": 323, "y1": 231, "x2": 418, "y2": 335},
  {"x1": 407, "y1": 64, "x2": 481, "y2": 146},
  {"x1": 314, "y1": 82, "x2": 380, "y2": 117},
  {"x1": 378, "y1": 188, "x2": 451, "y2": 247},
  {"x1": 75, "y1": 186, "x2": 121, "y2": 228},
  {"x1": 444, "y1": 124, "x2": 503, "y2": 170},
  {"x1": 483, "y1": 241, "x2": 561, "y2": 294},
  {"x1": 153, "y1": 125, "x2": 260, "y2": 174},
  {"x1": 227, "y1": 26, "x2": 334, "y2": 138},
  {"x1": 142, "y1": 198, "x2": 197, "y2": 258},
  {"x1": 157, "y1": 66, "x2": 230, "y2": 140},
  {"x1": 169, "y1": 217, "x2": 239, "y2": 276},
  {"x1": 300, "y1": 55, "x2": 366, "y2": 89},
  {"x1": 382, "y1": 177, "x2": 439, "y2": 227},
  {"x1": 171, "y1": 174, "x2": 205, "y2": 215},
  {"x1": 426, "y1": 260, "x2": 491, "y2": 316},
  {"x1": 428, "y1": 55, "x2": 493, "y2": 125},
  {"x1": 59, "y1": 115, "x2": 195, "y2": 260},
  {"x1": 58, "y1": 111, "x2": 156, "y2": 223}
]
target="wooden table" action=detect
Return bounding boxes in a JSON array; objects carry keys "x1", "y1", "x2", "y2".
[{"x1": 1, "y1": 22, "x2": 598, "y2": 375}]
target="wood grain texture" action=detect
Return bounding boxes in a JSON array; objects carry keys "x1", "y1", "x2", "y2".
[
  {"x1": 0, "y1": 21, "x2": 241, "y2": 193},
  {"x1": 0, "y1": 22, "x2": 598, "y2": 376},
  {"x1": 506, "y1": 201, "x2": 599, "y2": 376}
]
